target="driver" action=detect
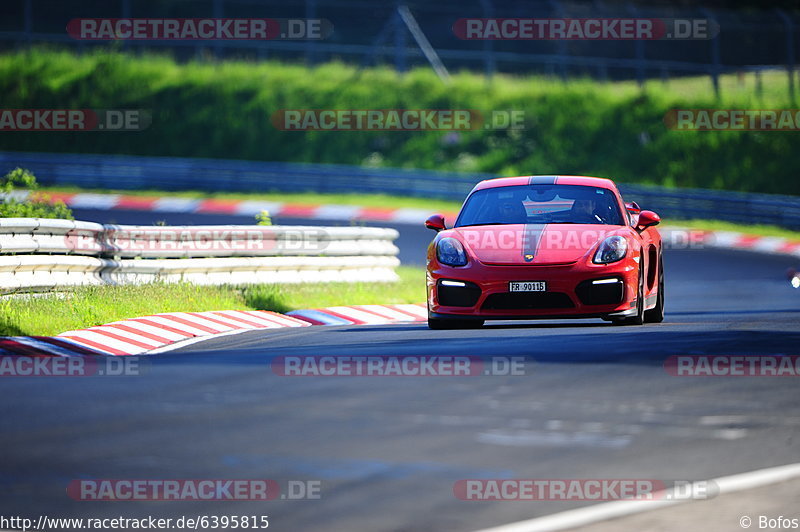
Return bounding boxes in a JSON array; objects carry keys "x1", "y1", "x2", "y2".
[
  {"x1": 571, "y1": 198, "x2": 601, "y2": 223},
  {"x1": 497, "y1": 199, "x2": 526, "y2": 223}
]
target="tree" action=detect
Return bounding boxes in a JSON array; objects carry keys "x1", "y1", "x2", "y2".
[{"x1": 0, "y1": 168, "x2": 74, "y2": 219}]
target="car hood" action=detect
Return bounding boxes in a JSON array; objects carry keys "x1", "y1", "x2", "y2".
[{"x1": 453, "y1": 224, "x2": 626, "y2": 265}]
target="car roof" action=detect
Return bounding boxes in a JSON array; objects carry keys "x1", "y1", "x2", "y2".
[{"x1": 472, "y1": 175, "x2": 617, "y2": 192}]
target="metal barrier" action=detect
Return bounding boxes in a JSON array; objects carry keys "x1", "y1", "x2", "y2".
[
  {"x1": 2, "y1": 151, "x2": 800, "y2": 230},
  {"x1": 0, "y1": 151, "x2": 486, "y2": 200},
  {"x1": 0, "y1": 218, "x2": 401, "y2": 293},
  {"x1": 618, "y1": 184, "x2": 800, "y2": 232}
]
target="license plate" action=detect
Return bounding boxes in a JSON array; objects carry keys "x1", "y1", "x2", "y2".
[{"x1": 509, "y1": 281, "x2": 547, "y2": 292}]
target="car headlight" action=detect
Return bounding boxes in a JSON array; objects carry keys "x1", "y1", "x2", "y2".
[
  {"x1": 593, "y1": 235, "x2": 628, "y2": 264},
  {"x1": 437, "y1": 238, "x2": 468, "y2": 267}
]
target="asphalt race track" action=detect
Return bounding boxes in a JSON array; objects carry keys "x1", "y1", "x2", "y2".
[{"x1": 1, "y1": 209, "x2": 799, "y2": 531}]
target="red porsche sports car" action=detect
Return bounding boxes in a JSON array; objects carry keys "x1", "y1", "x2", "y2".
[{"x1": 425, "y1": 175, "x2": 664, "y2": 329}]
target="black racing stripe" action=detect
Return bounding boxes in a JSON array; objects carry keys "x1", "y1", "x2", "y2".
[
  {"x1": 521, "y1": 223, "x2": 547, "y2": 262},
  {"x1": 523, "y1": 177, "x2": 555, "y2": 260}
]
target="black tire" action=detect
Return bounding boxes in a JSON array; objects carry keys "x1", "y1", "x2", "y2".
[
  {"x1": 428, "y1": 318, "x2": 449, "y2": 330},
  {"x1": 612, "y1": 267, "x2": 645, "y2": 326},
  {"x1": 644, "y1": 253, "x2": 665, "y2": 323}
]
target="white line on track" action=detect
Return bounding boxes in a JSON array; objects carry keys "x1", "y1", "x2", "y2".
[{"x1": 472, "y1": 462, "x2": 800, "y2": 532}]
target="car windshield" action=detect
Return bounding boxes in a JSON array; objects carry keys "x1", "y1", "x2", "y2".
[{"x1": 456, "y1": 184, "x2": 625, "y2": 227}]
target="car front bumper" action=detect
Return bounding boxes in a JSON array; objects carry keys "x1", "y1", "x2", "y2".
[{"x1": 427, "y1": 258, "x2": 640, "y2": 320}]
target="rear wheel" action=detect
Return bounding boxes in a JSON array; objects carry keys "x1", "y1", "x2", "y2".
[
  {"x1": 644, "y1": 253, "x2": 665, "y2": 323},
  {"x1": 612, "y1": 268, "x2": 645, "y2": 326}
]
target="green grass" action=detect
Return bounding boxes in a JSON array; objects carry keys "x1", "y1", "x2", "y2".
[
  {"x1": 1, "y1": 48, "x2": 798, "y2": 195},
  {"x1": 0, "y1": 266, "x2": 425, "y2": 336},
  {"x1": 240, "y1": 266, "x2": 424, "y2": 312}
]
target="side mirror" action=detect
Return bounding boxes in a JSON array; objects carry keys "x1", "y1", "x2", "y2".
[
  {"x1": 425, "y1": 214, "x2": 447, "y2": 232},
  {"x1": 637, "y1": 210, "x2": 661, "y2": 231},
  {"x1": 625, "y1": 201, "x2": 641, "y2": 215}
]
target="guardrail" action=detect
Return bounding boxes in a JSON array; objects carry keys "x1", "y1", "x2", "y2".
[
  {"x1": 0, "y1": 218, "x2": 400, "y2": 293},
  {"x1": 618, "y1": 184, "x2": 800, "y2": 232},
  {"x1": 2, "y1": 151, "x2": 800, "y2": 230},
  {"x1": 0, "y1": 151, "x2": 490, "y2": 202}
]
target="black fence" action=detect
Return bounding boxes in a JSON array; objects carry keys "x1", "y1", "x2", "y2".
[
  {"x1": 3, "y1": 151, "x2": 800, "y2": 230},
  {"x1": 1, "y1": 0, "x2": 799, "y2": 96}
]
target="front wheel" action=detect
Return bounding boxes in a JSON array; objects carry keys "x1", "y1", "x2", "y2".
[
  {"x1": 612, "y1": 268, "x2": 645, "y2": 326},
  {"x1": 644, "y1": 254, "x2": 665, "y2": 323}
]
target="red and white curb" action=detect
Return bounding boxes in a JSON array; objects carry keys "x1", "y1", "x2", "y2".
[
  {"x1": 658, "y1": 227, "x2": 800, "y2": 258},
  {"x1": 287, "y1": 304, "x2": 427, "y2": 325},
  {"x1": 695, "y1": 230, "x2": 800, "y2": 257},
  {"x1": 20, "y1": 190, "x2": 457, "y2": 226},
  {"x1": 0, "y1": 304, "x2": 427, "y2": 357}
]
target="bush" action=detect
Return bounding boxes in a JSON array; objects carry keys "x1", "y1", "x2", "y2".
[
  {"x1": 0, "y1": 48, "x2": 797, "y2": 195},
  {"x1": 0, "y1": 167, "x2": 73, "y2": 219}
]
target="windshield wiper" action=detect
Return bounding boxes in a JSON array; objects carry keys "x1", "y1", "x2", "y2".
[
  {"x1": 456, "y1": 222, "x2": 516, "y2": 227},
  {"x1": 551, "y1": 221, "x2": 612, "y2": 225}
]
